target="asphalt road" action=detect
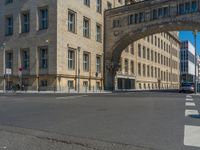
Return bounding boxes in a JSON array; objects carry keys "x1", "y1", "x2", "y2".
[{"x1": 0, "y1": 92, "x2": 199, "y2": 150}]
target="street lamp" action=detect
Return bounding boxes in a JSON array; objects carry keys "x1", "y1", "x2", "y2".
[
  {"x1": 1, "y1": 43, "x2": 6, "y2": 93},
  {"x1": 193, "y1": 30, "x2": 198, "y2": 94},
  {"x1": 77, "y1": 47, "x2": 81, "y2": 93}
]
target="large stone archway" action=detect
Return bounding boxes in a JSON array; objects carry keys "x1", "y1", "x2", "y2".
[{"x1": 104, "y1": 0, "x2": 200, "y2": 90}]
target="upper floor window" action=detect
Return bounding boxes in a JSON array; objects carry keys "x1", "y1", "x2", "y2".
[
  {"x1": 96, "y1": 56, "x2": 101, "y2": 73},
  {"x1": 68, "y1": 10, "x2": 76, "y2": 33},
  {"x1": 5, "y1": 16, "x2": 13, "y2": 36},
  {"x1": 21, "y1": 11, "x2": 30, "y2": 33},
  {"x1": 124, "y1": 59, "x2": 129, "y2": 73},
  {"x1": 6, "y1": 51, "x2": 13, "y2": 69},
  {"x1": 96, "y1": 23, "x2": 102, "y2": 42},
  {"x1": 96, "y1": 0, "x2": 102, "y2": 13},
  {"x1": 5, "y1": 0, "x2": 13, "y2": 5},
  {"x1": 84, "y1": 0, "x2": 90, "y2": 7},
  {"x1": 83, "y1": 17, "x2": 90, "y2": 38},
  {"x1": 39, "y1": 7, "x2": 48, "y2": 30},
  {"x1": 21, "y1": 49, "x2": 30, "y2": 70},
  {"x1": 68, "y1": 48, "x2": 75, "y2": 70},
  {"x1": 39, "y1": 47, "x2": 48, "y2": 69},
  {"x1": 107, "y1": 2, "x2": 112, "y2": 9}
]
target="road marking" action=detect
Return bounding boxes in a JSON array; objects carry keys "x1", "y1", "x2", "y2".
[
  {"x1": 56, "y1": 95, "x2": 88, "y2": 100},
  {"x1": 186, "y1": 95, "x2": 192, "y2": 98},
  {"x1": 0, "y1": 146, "x2": 7, "y2": 149},
  {"x1": 186, "y1": 98, "x2": 193, "y2": 101},
  {"x1": 184, "y1": 125, "x2": 200, "y2": 147},
  {"x1": 185, "y1": 109, "x2": 199, "y2": 117},
  {"x1": 186, "y1": 102, "x2": 196, "y2": 106}
]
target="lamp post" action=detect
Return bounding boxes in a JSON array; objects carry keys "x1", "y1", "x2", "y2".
[
  {"x1": 1, "y1": 43, "x2": 6, "y2": 93},
  {"x1": 77, "y1": 47, "x2": 81, "y2": 93},
  {"x1": 193, "y1": 30, "x2": 198, "y2": 94}
]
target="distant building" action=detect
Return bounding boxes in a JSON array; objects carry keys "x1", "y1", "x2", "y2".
[{"x1": 180, "y1": 41, "x2": 196, "y2": 83}]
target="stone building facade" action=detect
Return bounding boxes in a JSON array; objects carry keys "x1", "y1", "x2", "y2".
[
  {"x1": 0, "y1": 0, "x2": 180, "y2": 92},
  {"x1": 116, "y1": 32, "x2": 180, "y2": 90},
  {"x1": 0, "y1": 0, "x2": 124, "y2": 92}
]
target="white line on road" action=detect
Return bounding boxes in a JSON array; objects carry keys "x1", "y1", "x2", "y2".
[
  {"x1": 186, "y1": 95, "x2": 192, "y2": 98},
  {"x1": 56, "y1": 95, "x2": 88, "y2": 100},
  {"x1": 186, "y1": 98, "x2": 193, "y2": 101},
  {"x1": 0, "y1": 146, "x2": 7, "y2": 149},
  {"x1": 185, "y1": 109, "x2": 199, "y2": 117},
  {"x1": 184, "y1": 125, "x2": 200, "y2": 147},
  {"x1": 185, "y1": 102, "x2": 196, "y2": 107}
]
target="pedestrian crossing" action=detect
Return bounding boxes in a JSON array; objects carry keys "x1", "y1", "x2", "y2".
[{"x1": 184, "y1": 95, "x2": 200, "y2": 148}]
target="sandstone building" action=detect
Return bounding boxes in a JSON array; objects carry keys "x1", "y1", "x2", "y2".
[{"x1": 0, "y1": 0, "x2": 180, "y2": 92}]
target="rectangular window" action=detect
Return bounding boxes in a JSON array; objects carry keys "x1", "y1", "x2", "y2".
[
  {"x1": 84, "y1": 0, "x2": 90, "y2": 7},
  {"x1": 22, "y1": 49, "x2": 30, "y2": 70},
  {"x1": 147, "y1": 65, "x2": 150, "y2": 77},
  {"x1": 147, "y1": 48, "x2": 150, "y2": 60},
  {"x1": 39, "y1": 7, "x2": 48, "y2": 30},
  {"x1": 83, "y1": 17, "x2": 90, "y2": 38},
  {"x1": 143, "y1": 46, "x2": 146, "y2": 59},
  {"x1": 143, "y1": 64, "x2": 146, "y2": 76},
  {"x1": 68, "y1": 80, "x2": 74, "y2": 89},
  {"x1": 41, "y1": 80, "x2": 48, "y2": 87},
  {"x1": 151, "y1": 50, "x2": 154, "y2": 61},
  {"x1": 5, "y1": 0, "x2": 13, "y2": 5},
  {"x1": 68, "y1": 10, "x2": 76, "y2": 33},
  {"x1": 5, "y1": 16, "x2": 13, "y2": 36},
  {"x1": 96, "y1": 0, "x2": 102, "y2": 13},
  {"x1": 96, "y1": 56, "x2": 101, "y2": 73},
  {"x1": 39, "y1": 47, "x2": 48, "y2": 69},
  {"x1": 107, "y1": 2, "x2": 112, "y2": 9},
  {"x1": 138, "y1": 44, "x2": 141, "y2": 57},
  {"x1": 21, "y1": 12, "x2": 30, "y2": 33},
  {"x1": 96, "y1": 24, "x2": 102, "y2": 42},
  {"x1": 124, "y1": 59, "x2": 129, "y2": 73},
  {"x1": 128, "y1": 14, "x2": 134, "y2": 25},
  {"x1": 6, "y1": 52, "x2": 13, "y2": 69},
  {"x1": 68, "y1": 49, "x2": 75, "y2": 70},
  {"x1": 138, "y1": 63, "x2": 141, "y2": 76},
  {"x1": 130, "y1": 61, "x2": 134, "y2": 74},
  {"x1": 83, "y1": 53, "x2": 89, "y2": 72}
]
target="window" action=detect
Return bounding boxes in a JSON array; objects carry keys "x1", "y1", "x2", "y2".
[
  {"x1": 96, "y1": 24, "x2": 102, "y2": 42},
  {"x1": 191, "y1": 1, "x2": 198, "y2": 12},
  {"x1": 96, "y1": 56, "x2": 101, "y2": 73},
  {"x1": 83, "y1": 17, "x2": 90, "y2": 38},
  {"x1": 113, "y1": 20, "x2": 120, "y2": 28},
  {"x1": 107, "y1": 2, "x2": 112, "y2": 9},
  {"x1": 151, "y1": 50, "x2": 153, "y2": 61},
  {"x1": 6, "y1": 52, "x2": 13, "y2": 69},
  {"x1": 83, "y1": 53, "x2": 89, "y2": 72},
  {"x1": 39, "y1": 7, "x2": 48, "y2": 30},
  {"x1": 151, "y1": 66, "x2": 154, "y2": 77},
  {"x1": 84, "y1": 0, "x2": 90, "y2": 7},
  {"x1": 143, "y1": 64, "x2": 146, "y2": 76},
  {"x1": 138, "y1": 63, "x2": 141, "y2": 76},
  {"x1": 68, "y1": 80, "x2": 74, "y2": 89},
  {"x1": 68, "y1": 10, "x2": 76, "y2": 33},
  {"x1": 5, "y1": 0, "x2": 13, "y2": 5},
  {"x1": 5, "y1": 16, "x2": 13, "y2": 36},
  {"x1": 68, "y1": 49, "x2": 75, "y2": 70},
  {"x1": 83, "y1": 81, "x2": 89, "y2": 88},
  {"x1": 22, "y1": 49, "x2": 30, "y2": 70},
  {"x1": 138, "y1": 44, "x2": 141, "y2": 57},
  {"x1": 128, "y1": 14, "x2": 134, "y2": 25},
  {"x1": 21, "y1": 12, "x2": 30, "y2": 33},
  {"x1": 147, "y1": 65, "x2": 150, "y2": 77},
  {"x1": 39, "y1": 47, "x2": 48, "y2": 69},
  {"x1": 41, "y1": 80, "x2": 48, "y2": 87},
  {"x1": 96, "y1": 0, "x2": 102, "y2": 13},
  {"x1": 124, "y1": 59, "x2": 129, "y2": 73},
  {"x1": 130, "y1": 61, "x2": 134, "y2": 74},
  {"x1": 147, "y1": 48, "x2": 150, "y2": 60},
  {"x1": 143, "y1": 46, "x2": 146, "y2": 59},
  {"x1": 155, "y1": 67, "x2": 157, "y2": 78}
]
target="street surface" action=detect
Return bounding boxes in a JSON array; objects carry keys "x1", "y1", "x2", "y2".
[{"x1": 0, "y1": 92, "x2": 199, "y2": 150}]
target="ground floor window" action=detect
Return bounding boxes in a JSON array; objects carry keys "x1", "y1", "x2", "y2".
[
  {"x1": 40, "y1": 80, "x2": 48, "y2": 87},
  {"x1": 68, "y1": 80, "x2": 74, "y2": 89}
]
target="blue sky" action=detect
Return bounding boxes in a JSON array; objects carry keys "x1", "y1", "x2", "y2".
[{"x1": 179, "y1": 31, "x2": 200, "y2": 54}]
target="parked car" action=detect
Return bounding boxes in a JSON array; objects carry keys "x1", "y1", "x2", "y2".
[{"x1": 179, "y1": 83, "x2": 194, "y2": 93}]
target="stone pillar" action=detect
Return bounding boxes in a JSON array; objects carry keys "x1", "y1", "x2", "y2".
[{"x1": 104, "y1": 60, "x2": 119, "y2": 91}]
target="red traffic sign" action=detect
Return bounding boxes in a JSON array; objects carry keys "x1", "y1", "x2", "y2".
[{"x1": 19, "y1": 67, "x2": 23, "y2": 72}]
